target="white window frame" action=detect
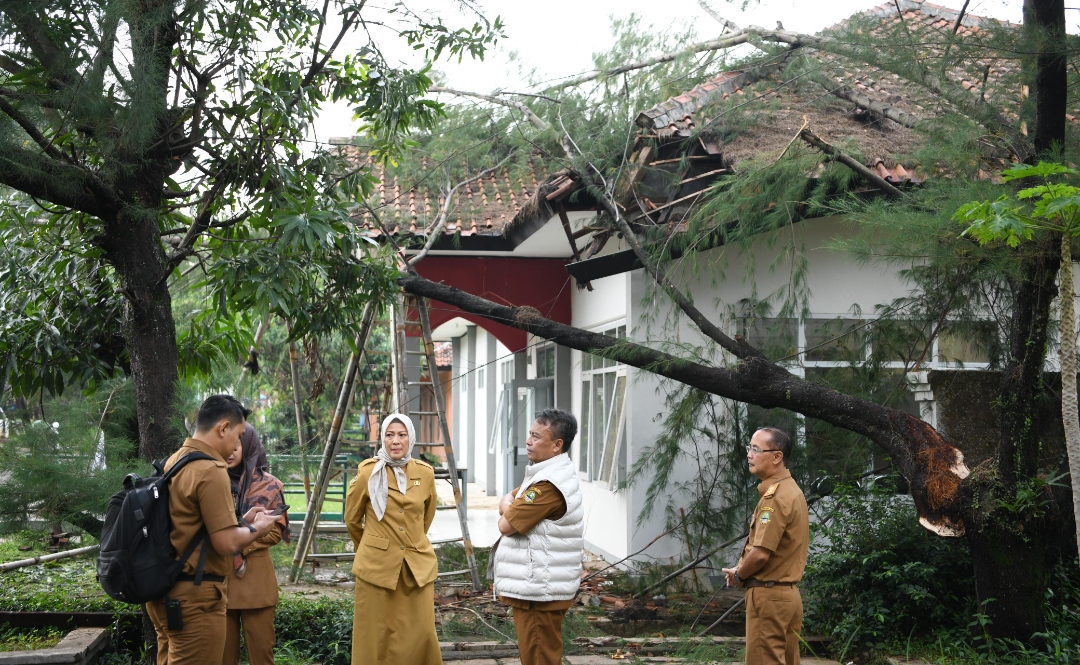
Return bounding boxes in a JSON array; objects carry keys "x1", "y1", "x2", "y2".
[{"x1": 578, "y1": 322, "x2": 628, "y2": 487}]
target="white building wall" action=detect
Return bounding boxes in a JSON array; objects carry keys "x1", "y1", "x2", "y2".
[
  {"x1": 570, "y1": 215, "x2": 927, "y2": 565},
  {"x1": 471, "y1": 328, "x2": 491, "y2": 485}
]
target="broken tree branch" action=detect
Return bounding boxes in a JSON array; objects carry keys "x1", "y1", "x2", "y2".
[
  {"x1": 827, "y1": 85, "x2": 924, "y2": 129},
  {"x1": 547, "y1": 30, "x2": 757, "y2": 91},
  {"x1": 695, "y1": 0, "x2": 738, "y2": 33},
  {"x1": 428, "y1": 87, "x2": 550, "y2": 131},
  {"x1": 798, "y1": 127, "x2": 904, "y2": 197},
  {"x1": 407, "y1": 150, "x2": 516, "y2": 267},
  {"x1": 697, "y1": 0, "x2": 741, "y2": 33},
  {"x1": 0, "y1": 545, "x2": 99, "y2": 571},
  {"x1": 554, "y1": 121, "x2": 763, "y2": 360}
]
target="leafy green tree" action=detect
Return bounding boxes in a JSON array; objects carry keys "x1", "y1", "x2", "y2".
[
  {"x1": 957, "y1": 161, "x2": 1080, "y2": 565},
  {"x1": 0, "y1": 0, "x2": 501, "y2": 460}
]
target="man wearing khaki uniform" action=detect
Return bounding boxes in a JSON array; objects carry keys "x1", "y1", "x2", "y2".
[
  {"x1": 493, "y1": 409, "x2": 584, "y2": 665},
  {"x1": 146, "y1": 395, "x2": 279, "y2": 665},
  {"x1": 724, "y1": 427, "x2": 808, "y2": 665}
]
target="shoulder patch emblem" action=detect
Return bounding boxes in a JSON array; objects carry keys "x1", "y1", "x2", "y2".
[
  {"x1": 760, "y1": 511, "x2": 773, "y2": 525},
  {"x1": 523, "y1": 486, "x2": 542, "y2": 503},
  {"x1": 763, "y1": 482, "x2": 780, "y2": 499}
]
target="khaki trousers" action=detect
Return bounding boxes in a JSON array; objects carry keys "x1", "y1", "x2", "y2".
[
  {"x1": 146, "y1": 580, "x2": 228, "y2": 665},
  {"x1": 512, "y1": 606, "x2": 567, "y2": 665},
  {"x1": 224, "y1": 606, "x2": 277, "y2": 665},
  {"x1": 744, "y1": 586, "x2": 802, "y2": 665}
]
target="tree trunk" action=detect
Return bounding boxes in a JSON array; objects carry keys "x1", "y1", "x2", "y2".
[
  {"x1": 968, "y1": 524, "x2": 1056, "y2": 641},
  {"x1": 1024, "y1": 0, "x2": 1067, "y2": 156},
  {"x1": 1059, "y1": 233, "x2": 1080, "y2": 567},
  {"x1": 399, "y1": 274, "x2": 969, "y2": 533},
  {"x1": 105, "y1": 209, "x2": 179, "y2": 462}
]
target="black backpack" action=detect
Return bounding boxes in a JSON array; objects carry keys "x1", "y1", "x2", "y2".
[{"x1": 96, "y1": 452, "x2": 215, "y2": 604}]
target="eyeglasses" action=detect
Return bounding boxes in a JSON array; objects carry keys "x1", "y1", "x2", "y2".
[{"x1": 746, "y1": 445, "x2": 781, "y2": 455}]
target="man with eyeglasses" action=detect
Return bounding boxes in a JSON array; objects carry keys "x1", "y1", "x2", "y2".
[{"x1": 722, "y1": 427, "x2": 808, "y2": 665}]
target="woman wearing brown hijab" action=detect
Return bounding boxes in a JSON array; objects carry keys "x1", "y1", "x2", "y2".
[
  {"x1": 345, "y1": 413, "x2": 442, "y2": 665},
  {"x1": 223, "y1": 424, "x2": 289, "y2": 665}
]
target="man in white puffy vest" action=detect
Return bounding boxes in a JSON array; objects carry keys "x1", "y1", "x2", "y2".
[{"x1": 493, "y1": 409, "x2": 584, "y2": 665}]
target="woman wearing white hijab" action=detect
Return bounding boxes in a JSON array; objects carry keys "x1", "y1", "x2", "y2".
[{"x1": 345, "y1": 413, "x2": 442, "y2": 665}]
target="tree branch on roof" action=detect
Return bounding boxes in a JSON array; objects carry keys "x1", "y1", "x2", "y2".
[
  {"x1": 798, "y1": 127, "x2": 904, "y2": 197},
  {"x1": 406, "y1": 150, "x2": 516, "y2": 267},
  {"x1": 741, "y1": 26, "x2": 1031, "y2": 158},
  {"x1": 428, "y1": 87, "x2": 551, "y2": 131},
  {"x1": 827, "y1": 85, "x2": 924, "y2": 129},
  {"x1": 553, "y1": 116, "x2": 764, "y2": 360},
  {"x1": 697, "y1": 0, "x2": 741, "y2": 34}
]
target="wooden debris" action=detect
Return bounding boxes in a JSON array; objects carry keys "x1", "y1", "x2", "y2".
[{"x1": 0, "y1": 545, "x2": 98, "y2": 572}]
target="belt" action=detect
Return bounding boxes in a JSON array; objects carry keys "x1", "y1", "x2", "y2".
[
  {"x1": 744, "y1": 578, "x2": 797, "y2": 588},
  {"x1": 176, "y1": 573, "x2": 225, "y2": 583}
]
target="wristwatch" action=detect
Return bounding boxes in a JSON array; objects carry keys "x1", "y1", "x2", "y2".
[{"x1": 734, "y1": 572, "x2": 744, "y2": 586}]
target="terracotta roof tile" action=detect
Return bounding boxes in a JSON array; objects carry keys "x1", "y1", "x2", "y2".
[{"x1": 331, "y1": 143, "x2": 550, "y2": 237}]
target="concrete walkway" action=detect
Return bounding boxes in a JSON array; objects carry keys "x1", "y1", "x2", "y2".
[{"x1": 430, "y1": 481, "x2": 503, "y2": 548}]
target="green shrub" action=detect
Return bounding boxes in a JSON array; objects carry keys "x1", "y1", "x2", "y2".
[
  {"x1": 275, "y1": 595, "x2": 354, "y2": 665},
  {"x1": 802, "y1": 483, "x2": 975, "y2": 651}
]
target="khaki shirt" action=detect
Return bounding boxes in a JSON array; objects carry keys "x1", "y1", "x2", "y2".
[
  {"x1": 163, "y1": 438, "x2": 239, "y2": 578},
  {"x1": 345, "y1": 458, "x2": 439, "y2": 590},
  {"x1": 227, "y1": 526, "x2": 284, "y2": 609},
  {"x1": 738, "y1": 470, "x2": 808, "y2": 584},
  {"x1": 498, "y1": 481, "x2": 573, "y2": 611}
]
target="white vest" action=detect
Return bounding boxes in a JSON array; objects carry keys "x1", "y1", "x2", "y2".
[{"x1": 492, "y1": 453, "x2": 584, "y2": 602}]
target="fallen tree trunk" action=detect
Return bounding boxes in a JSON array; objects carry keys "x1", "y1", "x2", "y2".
[{"x1": 398, "y1": 274, "x2": 969, "y2": 535}]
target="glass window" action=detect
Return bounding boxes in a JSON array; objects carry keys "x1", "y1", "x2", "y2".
[
  {"x1": 740, "y1": 318, "x2": 798, "y2": 360},
  {"x1": 804, "y1": 318, "x2": 865, "y2": 362},
  {"x1": 938, "y1": 323, "x2": 995, "y2": 364},
  {"x1": 477, "y1": 367, "x2": 484, "y2": 389},
  {"x1": 598, "y1": 375, "x2": 627, "y2": 483},
  {"x1": 536, "y1": 346, "x2": 556, "y2": 378},
  {"x1": 579, "y1": 380, "x2": 591, "y2": 473},
  {"x1": 590, "y1": 376, "x2": 607, "y2": 477},
  {"x1": 872, "y1": 320, "x2": 930, "y2": 364}
]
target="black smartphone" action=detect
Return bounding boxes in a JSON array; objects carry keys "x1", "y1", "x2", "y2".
[
  {"x1": 269, "y1": 504, "x2": 290, "y2": 517},
  {"x1": 165, "y1": 597, "x2": 183, "y2": 631}
]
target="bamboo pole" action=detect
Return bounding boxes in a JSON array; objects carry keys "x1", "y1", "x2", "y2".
[
  {"x1": 0, "y1": 545, "x2": 99, "y2": 572},
  {"x1": 414, "y1": 295, "x2": 483, "y2": 591},
  {"x1": 287, "y1": 335, "x2": 312, "y2": 505},
  {"x1": 288, "y1": 301, "x2": 379, "y2": 583}
]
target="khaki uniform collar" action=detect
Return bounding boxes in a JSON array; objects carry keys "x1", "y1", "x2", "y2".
[
  {"x1": 181, "y1": 437, "x2": 226, "y2": 463},
  {"x1": 757, "y1": 470, "x2": 792, "y2": 497}
]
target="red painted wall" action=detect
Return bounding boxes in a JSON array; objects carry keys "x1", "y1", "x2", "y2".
[{"x1": 413, "y1": 257, "x2": 573, "y2": 351}]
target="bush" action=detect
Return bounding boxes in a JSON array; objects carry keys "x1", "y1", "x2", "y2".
[
  {"x1": 275, "y1": 595, "x2": 354, "y2": 665},
  {"x1": 802, "y1": 483, "x2": 975, "y2": 652},
  {"x1": 0, "y1": 379, "x2": 146, "y2": 538}
]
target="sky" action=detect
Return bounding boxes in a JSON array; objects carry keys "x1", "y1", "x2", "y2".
[{"x1": 310, "y1": 0, "x2": 1042, "y2": 142}]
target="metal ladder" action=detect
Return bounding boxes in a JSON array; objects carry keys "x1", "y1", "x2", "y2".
[{"x1": 288, "y1": 295, "x2": 482, "y2": 591}]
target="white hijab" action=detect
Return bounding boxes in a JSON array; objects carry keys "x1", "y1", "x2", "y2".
[{"x1": 367, "y1": 413, "x2": 416, "y2": 521}]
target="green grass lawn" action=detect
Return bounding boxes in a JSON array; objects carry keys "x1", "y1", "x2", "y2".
[{"x1": 0, "y1": 625, "x2": 65, "y2": 652}]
